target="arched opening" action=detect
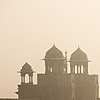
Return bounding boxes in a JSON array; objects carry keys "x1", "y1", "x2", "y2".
[
  {"x1": 81, "y1": 65, "x2": 83, "y2": 73},
  {"x1": 50, "y1": 67, "x2": 52, "y2": 72},
  {"x1": 75, "y1": 65, "x2": 77, "y2": 73},
  {"x1": 47, "y1": 66, "x2": 49, "y2": 72},
  {"x1": 25, "y1": 74, "x2": 29, "y2": 83},
  {"x1": 78, "y1": 66, "x2": 80, "y2": 73},
  {"x1": 63, "y1": 68, "x2": 66, "y2": 73}
]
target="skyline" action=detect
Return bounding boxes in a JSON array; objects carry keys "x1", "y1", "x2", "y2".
[{"x1": 0, "y1": 0, "x2": 100, "y2": 98}]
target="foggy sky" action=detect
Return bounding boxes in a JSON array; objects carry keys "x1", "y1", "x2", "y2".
[{"x1": 0, "y1": 0, "x2": 100, "y2": 98}]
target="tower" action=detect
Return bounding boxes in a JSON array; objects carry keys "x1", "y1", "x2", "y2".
[
  {"x1": 70, "y1": 47, "x2": 99, "y2": 100},
  {"x1": 44, "y1": 45, "x2": 67, "y2": 74},
  {"x1": 17, "y1": 62, "x2": 35, "y2": 99}
]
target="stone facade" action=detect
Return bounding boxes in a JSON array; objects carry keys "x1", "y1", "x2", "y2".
[{"x1": 16, "y1": 45, "x2": 99, "y2": 100}]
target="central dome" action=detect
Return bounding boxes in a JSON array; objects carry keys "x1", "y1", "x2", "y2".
[
  {"x1": 45, "y1": 45, "x2": 64, "y2": 58},
  {"x1": 70, "y1": 47, "x2": 88, "y2": 61}
]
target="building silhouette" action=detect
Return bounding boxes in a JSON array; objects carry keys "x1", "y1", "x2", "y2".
[{"x1": 16, "y1": 45, "x2": 99, "y2": 100}]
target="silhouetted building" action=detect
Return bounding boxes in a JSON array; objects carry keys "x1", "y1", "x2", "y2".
[
  {"x1": 16, "y1": 45, "x2": 99, "y2": 100},
  {"x1": 70, "y1": 47, "x2": 99, "y2": 100}
]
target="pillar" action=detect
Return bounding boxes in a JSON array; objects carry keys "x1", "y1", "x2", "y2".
[
  {"x1": 45, "y1": 61, "x2": 48, "y2": 73},
  {"x1": 29, "y1": 76, "x2": 33, "y2": 83},
  {"x1": 73, "y1": 66, "x2": 75, "y2": 73},
  {"x1": 70, "y1": 63, "x2": 74, "y2": 73},
  {"x1": 83, "y1": 65, "x2": 86, "y2": 74},
  {"x1": 80, "y1": 66, "x2": 82, "y2": 74},
  {"x1": 77, "y1": 65, "x2": 78, "y2": 74},
  {"x1": 31, "y1": 76, "x2": 33, "y2": 83}
]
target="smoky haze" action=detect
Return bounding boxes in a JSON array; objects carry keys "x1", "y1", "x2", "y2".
[{"x1": 0, "y1": 0, "x2": 100, "y2": 98}]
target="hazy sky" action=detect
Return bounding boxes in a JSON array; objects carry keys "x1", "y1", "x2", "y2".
[{"x1": 0, "y1": 0, "x2": 100, "y2": 98}]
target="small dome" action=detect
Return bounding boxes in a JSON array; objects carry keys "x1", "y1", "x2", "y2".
[
  {"x1": 70, "y1": 47, "x2": 88, "y2": 61},
  {"x1": 45, "y1": 45, "x2": 64, "y2": 58},
  {"x1": 21, "y1": 62, "x2": 33, "y2": 72}
]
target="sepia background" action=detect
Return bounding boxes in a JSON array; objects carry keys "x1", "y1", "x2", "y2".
[{"x1": 0, "y1": 0, "x2": 100, "y2": 98}]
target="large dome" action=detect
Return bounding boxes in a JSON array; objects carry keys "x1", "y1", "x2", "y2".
[
  {"x1": 45, "y1": 45, "x2": 64, "y2": 58},
  {"x1": 70, "y1": 47, "x2": 88, "y2": 61}
]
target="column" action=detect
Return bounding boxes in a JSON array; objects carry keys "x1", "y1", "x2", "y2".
[
  {"x1": 86, "y1": 63, "x2": 88, "y2": 74},
  {"x1": 77, "y1": 65, "x2": 78, "y2": 74},
  {"x1": 65, "y1": 59, "x2": 67, "y2": 73},
  {"x1": 70, "y1": 63, "x2": 74, "y2": 73},
  {"x1": 80, "y1": 66, "x2": 82, "y2": 74},
  {"x1": 29, "y1": 76, "x2": 31, "y2": 83},
  {"x1": 45, "y1": 62, "x2": 48, "y2": 73},
  {"x1": 23, "y1": 76, "x2": 25, "y2": 83},
  {"x1": 83, "y1": 65, "x2": 86, "y2": 74},
  {"x1": 29, "y1": 76, "x2": 33, "y2": 83},
  {"x1": 73, "y1": 66, "x2": 75, "y2": 73},
  {"x1": 65, "y1": 62, "x2": 67, "y2": 73},
  {"x1": 31, "y1": 76, "x2": 33, "y2": 83},
  {"x1": 70, "y1": 66, "x2": 72, "y2": 73}
]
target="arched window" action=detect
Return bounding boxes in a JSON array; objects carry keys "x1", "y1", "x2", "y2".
[
  {"x1": 25, "y1": 74, "x2": 29, "y2": 83},
  {"x1": 50, "y1": 67, "x2": 52, "y2": 72},
  {"x1": 78, "y1": 66, "x2": 80, "y2": 73},
  {"x1": 63, "y1": 68, "x2": 66, "y2": 72},
  {"x1": 75, "y1": 65, "x2": 77, "y2": 73},
  {"x1": 81, "y1": 65, "x2": 83, "y2": 73}
]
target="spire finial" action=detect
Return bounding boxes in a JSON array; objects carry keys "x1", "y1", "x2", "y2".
[
  {"x1": 65, "y1": 50, "x2": 67, "y2": 58},
  {"x1": 65, "y1": 50, "x2": 67, "y2": 53},
  {"x1": 53, "y1": 43, "x2": 55, "y2": 46},
  {"x1": 78, "y1": 45, "x2": 80, "y2": 48}
]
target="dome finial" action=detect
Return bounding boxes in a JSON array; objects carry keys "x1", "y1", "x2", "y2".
[
  {"x1": 53, "y1": 43, "x2": 55, "y2": 47},
  {"x1": 65, "y1": 50, "x2": 67, "y2": 58}
]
